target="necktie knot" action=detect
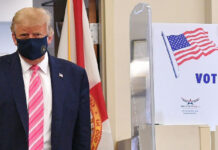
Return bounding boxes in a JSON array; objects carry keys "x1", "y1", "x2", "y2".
[{"x1": 30, "y1": 65, "x2": 40, "y2": 72}]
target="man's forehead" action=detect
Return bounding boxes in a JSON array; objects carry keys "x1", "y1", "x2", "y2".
[{"x1": 15, "y1": 23, "x2": 47, "y2": 32}]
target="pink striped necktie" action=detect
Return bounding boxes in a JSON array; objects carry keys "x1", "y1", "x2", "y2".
[{"x1": 28, "y1": 65, "x2": 44, "y2": 150}]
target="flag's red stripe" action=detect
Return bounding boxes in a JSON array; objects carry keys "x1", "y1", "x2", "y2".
[
  {"x1": 175, "y1": 44, "x2": 216, "y2": 61},
  {"x1": 90, "y1": 83, "x2": 108, "y2": 122},
  {"x1": 184, "y1": 28, "x2": 207, "y2": 35},
  {"x1": 178, "y1": 49, "x2": 218, "y2": 65},
  {"x1": 184, "y1": 27, "x2": 203, "y2": 34},
  {"x1": 188, "y1": 38, "x2": 209, "y2": 44},
  {"x1": 185, "y1": 31, "x2": 208, "y2": 38},
  {"x1": 73, "y1": 0, "x2": 85, "y2": 68},
  {"x1": 174, "y1": 45, "x2": 197, "y2": 56},
  {"x1": 190, "y1": 41, "x2": 213, "y2": 48},
  {"x1": 174, "y1": 41, "x2": 214, "y2": 56},
  {"x1": 187, "y1": 36, "x2": 208, "y2": 42}
]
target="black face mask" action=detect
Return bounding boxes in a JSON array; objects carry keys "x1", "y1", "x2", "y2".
[{"x1": 17, "y1": 36, "x2": 48, "y2": 60}]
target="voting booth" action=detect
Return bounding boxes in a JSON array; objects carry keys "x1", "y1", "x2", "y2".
[
  {"x1": 130, "y1": 3, "x2": 155, "y2": 150},
  {"x1": 128, "y1": 2, "x2": 218, "y2": 150}
]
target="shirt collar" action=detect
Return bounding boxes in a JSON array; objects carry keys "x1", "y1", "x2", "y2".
[{"x1": 19, "y1": 52, "x2": 49, "y2": 74}]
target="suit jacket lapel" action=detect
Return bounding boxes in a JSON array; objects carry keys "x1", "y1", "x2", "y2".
[
  {"x1": 49, "y1": 55, "x2": 64, "y2": 149},
  {"x1": 10, "y1": 52, "x2": 28, "y2": 136},
  {"x1": 9, "y1": 52, "x2": 65, "y2": 147}
]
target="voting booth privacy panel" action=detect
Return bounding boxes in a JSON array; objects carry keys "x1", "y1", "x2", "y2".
[
  {"x1": 153, "y1": 23, "x2": 218, "y2": 129},
  {"x1": 130, "y1": 3, "x2": 155, "y2": 150},
  {"x1": 130, "y1": 3, "x2": 218, "y2": 149}
]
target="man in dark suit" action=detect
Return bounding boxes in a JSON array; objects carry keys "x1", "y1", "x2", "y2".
[{"x1": 0, "y1": 7, "x2": 91, "y2": 150}]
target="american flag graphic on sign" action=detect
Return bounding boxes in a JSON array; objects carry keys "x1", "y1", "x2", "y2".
[{"x1": 166, "y1": 28, "x2": 218, "y2": 66}]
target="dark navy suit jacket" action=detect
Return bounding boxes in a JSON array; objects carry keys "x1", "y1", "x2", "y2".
[{"x1": 0, "y1": 52, "x2": 91, "y2": 150}]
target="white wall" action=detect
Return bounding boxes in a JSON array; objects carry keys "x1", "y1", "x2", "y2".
[
  {"x1": 146, "y1": 0, "x2": 206, "y2": 23},
  {"x1": 0, "y1": 0, "x2": 32, "y2": 22}
]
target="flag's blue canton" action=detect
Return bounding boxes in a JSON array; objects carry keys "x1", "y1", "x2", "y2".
[{"x1": 167, "y1": 34, "x2": 190, "y2": 51}]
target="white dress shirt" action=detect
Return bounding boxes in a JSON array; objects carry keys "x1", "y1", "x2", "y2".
[{"x1": 19, "y1": 53, "x2": 52, "y2": 150}]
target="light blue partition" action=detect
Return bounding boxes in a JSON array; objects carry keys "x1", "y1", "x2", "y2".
[{"x1": 0, "y1": 22, "x2": 16, "y2": 56}]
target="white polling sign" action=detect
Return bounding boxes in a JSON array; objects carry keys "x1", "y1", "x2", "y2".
[{"x1": 152, "y1": 23, "x2": 218, "y2": 130}]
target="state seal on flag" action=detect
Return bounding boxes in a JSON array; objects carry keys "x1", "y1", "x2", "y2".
[{"x1": 90, "y1": 94, "x2": 102, "y2": 150}]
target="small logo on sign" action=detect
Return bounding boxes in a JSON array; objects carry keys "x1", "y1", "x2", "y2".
[
  {"x1": 180, "y1": 97, "x2": 200, "y2": 114},
  {"x1": 182, "y1": 97, "x2": 199, "y2": 105}
]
